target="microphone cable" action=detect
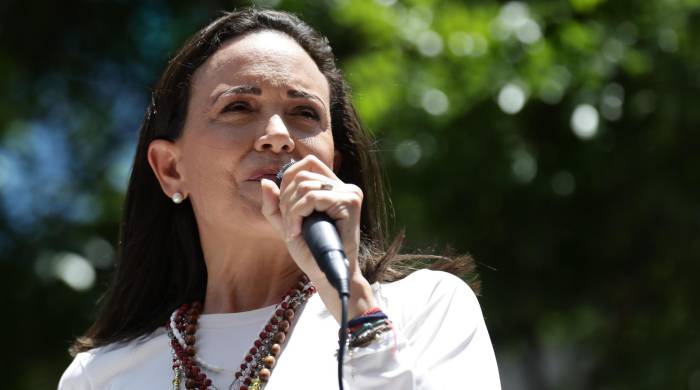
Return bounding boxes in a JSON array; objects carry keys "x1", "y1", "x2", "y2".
[{"x1": 338, "y1": 293, "x2": 348, "y2": 390}]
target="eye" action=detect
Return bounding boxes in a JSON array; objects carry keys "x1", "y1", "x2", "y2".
[
  {"x1": 294, "y1": 106, "x2": 320, "y2": 121},
  {"x1": 221, "y1": 101, "x2": 251, "y2": 114}
]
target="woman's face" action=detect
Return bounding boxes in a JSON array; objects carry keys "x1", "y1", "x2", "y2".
[{"x1": 177, "y1": 30, "x2": 335, "y2": 238}]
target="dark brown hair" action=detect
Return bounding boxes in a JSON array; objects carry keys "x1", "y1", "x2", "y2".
[{"x1": 71, "y1": 8, "x2": 476, "y2": 355}]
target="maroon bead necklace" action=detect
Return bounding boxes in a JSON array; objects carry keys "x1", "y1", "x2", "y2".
[{"x1": 166, "y1": 275, "x2": 316, "y2": 390}]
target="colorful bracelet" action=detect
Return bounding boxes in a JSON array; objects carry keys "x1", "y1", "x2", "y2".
[
  {"x1": 344, "y1": 307, "x2": 393, "y2": 349},
  {"x1": 348, "y1": 307, "x2": 388, "y2": 333}
]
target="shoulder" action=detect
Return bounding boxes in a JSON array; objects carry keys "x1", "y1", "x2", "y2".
[
  {"x1": 375, "y1": 268, "x2": 477, "y2": 307},
  {"x1": 59, "y1": 351, "x2": 94, "y2": 390},
  {"x1": 58, "y1": 329, "x2": 169, "y2": 390},
  {"x1": 372, "y1": 269, "x2": 482, "y2": 328}
]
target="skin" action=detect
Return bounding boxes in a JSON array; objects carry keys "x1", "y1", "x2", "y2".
[{"x1": 147, "y1": 30, "x2": 376, "y2": 322}]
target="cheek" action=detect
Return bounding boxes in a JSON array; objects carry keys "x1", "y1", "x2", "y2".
[
  {"x1": 182, "y1": 145, "x2": 241, "y2": 226},
  {"x1": 181, "y1": 134, "x2": 242, "y2": 195},
  {"x1": 296, "y1": 132, "x2": 335, "y2": 166},
  {"x1": 194, "y1": 123, "x2": 254, "y2": 151}
]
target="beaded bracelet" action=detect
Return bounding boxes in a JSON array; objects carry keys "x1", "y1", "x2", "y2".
[
  {"x1": 348, "y1": 308, "x2": 388, "y2": 333},
  {"x1": 344, "y1": 307, "x2": 393, "y2": 349},
  {"x1": 349, "y1": 319, "x2": 393, "y2": 348}
]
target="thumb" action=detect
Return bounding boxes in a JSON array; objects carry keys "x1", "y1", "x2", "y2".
[{"x1": 260, "y1": 178, "x2": 283, "y2": 231}]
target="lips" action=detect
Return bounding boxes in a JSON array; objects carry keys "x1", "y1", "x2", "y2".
[{"x1": 247, "y1": 168, "x2": 281, "y2": 181}]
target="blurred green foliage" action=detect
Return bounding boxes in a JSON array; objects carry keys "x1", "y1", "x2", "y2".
[{"x1": 1, "y1": 0, "x2": 698, "y2": 389}]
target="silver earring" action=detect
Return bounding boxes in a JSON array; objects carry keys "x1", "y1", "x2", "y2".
[{"x1": 172, "y1": 192, "x2": 184, "y2": 204}]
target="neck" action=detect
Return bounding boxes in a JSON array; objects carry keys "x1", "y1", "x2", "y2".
[{"x1": 199, "y1": 226, "x2": 302, "y2": 314}]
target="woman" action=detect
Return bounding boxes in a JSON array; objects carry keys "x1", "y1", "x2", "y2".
[{"x1": 59, "y1": 8, "x2": 501, "y2": 390}]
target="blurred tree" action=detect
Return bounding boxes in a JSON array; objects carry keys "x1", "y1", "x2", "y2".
[{"x1": 0, "y1": 0, "x2": 698, "y2": 389}]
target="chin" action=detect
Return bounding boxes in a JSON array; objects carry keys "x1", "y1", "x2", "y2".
[{"x1": 233, "y1": 202, "x2": 276, "y2": 234}]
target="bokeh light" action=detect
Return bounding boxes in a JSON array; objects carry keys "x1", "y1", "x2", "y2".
[
  {"x1": 511, "y1": 149, "x2": 537, "y2": 183},
  {"x1": 394, "y1": 139, "x2": 422, "y2": 167},
  {"x1": 416, "y1": 30, "x2": 443, "y2": 57},
  {"x1": 498, "y1": 83, "x2": 527, "y2": 114},
  {"x1": 421, "y1": 88, "x2": 449, "y2": 115},
  {"x1": 571, "y1": 104, "x2": 599, "y2": 140}
]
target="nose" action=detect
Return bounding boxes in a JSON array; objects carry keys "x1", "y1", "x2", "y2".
[{"x1": 254, "y1": 114, "x2": 295, "y2": 153}]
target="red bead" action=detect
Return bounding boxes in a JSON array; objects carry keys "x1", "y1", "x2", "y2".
[
  {"x1": 281, "y1": 302, "x2": 289, "y2": 309},
  {"x1": 244, "y1": 377, "x2": 252, "y2": 385},
  {"x1": 245, "y1": 354, "x2": 253, "y2": 362},
  {"x1": 259, "y1": 331, "x2": 268, "y2": 339},
  {"x1": 271, "y1": 317, "x2": 279, "y2": 325},
  {"x1": 254, "y1": 340, "x2": 263, "y2": 348},
  {"x1": 265, "y1": 324, "x2": 273, "y2": 332},
  {"x1": 205, "y1": 379, "x2": 212, "y2": 386},
  {"x1": 276, "y1": 309, "x2": 284, "y2": 316},
  {"x1": 249, "y1": 347, "x2": 258, "y2": 354}
]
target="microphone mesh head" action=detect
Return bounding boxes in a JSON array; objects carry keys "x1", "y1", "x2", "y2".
[{"x1": 274, "y1": 159, "x2": 296, "y2": 187}]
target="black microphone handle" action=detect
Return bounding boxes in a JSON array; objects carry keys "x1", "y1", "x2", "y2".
[{"x1": 301, "y1": 211, "x2": 350, "y2": 297}]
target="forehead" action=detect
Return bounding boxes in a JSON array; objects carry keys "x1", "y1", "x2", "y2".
[{"x1": 192, "y1": 30, "x2": 329, "y2": 101}]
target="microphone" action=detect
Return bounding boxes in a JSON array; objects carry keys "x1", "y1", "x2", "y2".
[
  {"x1": 276, "y1": 160, "x2": 350, "y2": 390},
  {"x1": 275, "y1": 161, "x2": 350, "y2": 298}
]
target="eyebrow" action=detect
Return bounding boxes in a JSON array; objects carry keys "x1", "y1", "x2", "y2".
[
  {"x1": 287, "y1": 89, "x2": 326, "y2": 108},
  {"x1": 211, "y1": 85, "x2": 262, "y2": 105},
  {"x1": 211, "y1": 85, "x2": 326, "y2": 109}
]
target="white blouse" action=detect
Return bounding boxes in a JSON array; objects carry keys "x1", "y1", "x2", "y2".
[{"x1": 58, "y1": 269, "x2": 501, "y2": 389}]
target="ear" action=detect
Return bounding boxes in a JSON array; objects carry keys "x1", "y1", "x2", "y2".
[
  {"x1": 147, "y1": 139, "x2": 186, "y2": 200},
  {"x1": 333, "y1": 149, "x2": 342, "y2": 173}
]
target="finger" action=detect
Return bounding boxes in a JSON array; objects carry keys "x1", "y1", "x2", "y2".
[
  {"x1": 280, "y1": 170, "x2": 340, "y2": 208},
  {"x1": 285, "y1": 190, "x2": 361, "y2": 237},
  {"x1": 260, "y1": 178, "x2": 284, "y2": 235},
  {"x1": 280, "y1": 155, "x2": 339, "y2": 191},
  {"x1": 280, "y1": 178, "x2": 357, "y2": 223}
]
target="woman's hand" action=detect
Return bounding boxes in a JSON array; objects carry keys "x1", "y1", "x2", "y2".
[{"x1": 260, "y1": 155, "x2": 376, "y2": 321}]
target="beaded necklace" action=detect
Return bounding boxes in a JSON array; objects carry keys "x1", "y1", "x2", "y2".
[{"x1": 166, "y1": 275, "x2": 316, "y2": 390}]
